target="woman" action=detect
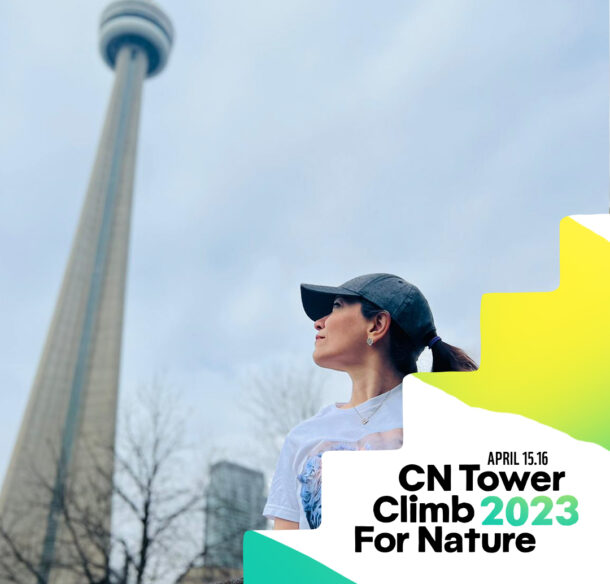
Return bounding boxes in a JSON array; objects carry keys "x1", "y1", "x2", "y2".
[{"x1": 262, "y1": 273, "x2": 477, "y2": 530}]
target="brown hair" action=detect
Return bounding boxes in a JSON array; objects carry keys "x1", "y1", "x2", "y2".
[{"x1": 358, "y1": 298, "x2": 478, "y2": 374}]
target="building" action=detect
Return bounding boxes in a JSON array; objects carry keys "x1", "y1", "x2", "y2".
[
  {"x1": 182, "y1": 565, "x2": 243, "y2": 584},
  {"x1": 203, "y1": 462, "x2": 267, "y2": 577},
  {"x1": 0, "y1": 2, "x2": 173, "y2": 582}
]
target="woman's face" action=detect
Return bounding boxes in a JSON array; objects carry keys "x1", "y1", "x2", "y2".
[{"x1": 312, "y1": 296, "x2": 371, "y2": 370}]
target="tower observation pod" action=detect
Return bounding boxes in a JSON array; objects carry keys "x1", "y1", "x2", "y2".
[
  {"x1": 99, "y1": 0, "x2": 173, "y2": 77},
  {"x1": 0, "y1": 2, "x2": 173, "y2": 583}
]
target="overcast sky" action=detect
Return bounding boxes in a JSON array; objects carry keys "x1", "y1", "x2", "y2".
[{"x1": 0, "y1": 1, "x2": 607, "y2": 482}]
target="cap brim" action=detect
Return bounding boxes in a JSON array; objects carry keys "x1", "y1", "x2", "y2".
[{"x1": 300, "y1": 283, "x2": 361, "y2": 321}]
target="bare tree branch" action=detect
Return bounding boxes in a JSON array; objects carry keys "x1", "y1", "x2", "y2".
[
  {"x1": 0, "y1": 380, "x2": 211, "y2": 584},
  {"x1": 240, "y1": 361, "x2": 326, "y2": 474}
]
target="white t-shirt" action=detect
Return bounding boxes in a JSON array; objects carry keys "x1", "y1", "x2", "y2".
[{"x1": 263, "y1": 383, "x2": 403, "y2": 529}]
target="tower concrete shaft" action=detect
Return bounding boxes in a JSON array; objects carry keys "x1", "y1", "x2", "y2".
[{"x1": 0, "y1": 3, "x2": 173, "y2": 582}]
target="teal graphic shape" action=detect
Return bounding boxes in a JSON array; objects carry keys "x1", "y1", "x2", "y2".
[{"x1": 244, "y1": 532, "x2": 356, "y2": 583}]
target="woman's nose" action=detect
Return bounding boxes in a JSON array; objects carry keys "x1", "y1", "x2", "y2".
[{"x1": 314, "y1": 316, "x2": 327, "y2": 330}]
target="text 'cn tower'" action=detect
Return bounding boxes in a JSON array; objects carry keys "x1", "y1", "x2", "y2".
[{"x1": 0, "y1": 2, "x2": 173, "y2": 583}]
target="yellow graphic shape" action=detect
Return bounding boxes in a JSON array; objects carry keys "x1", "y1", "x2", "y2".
[{"x1": 417, "y1": 216, "x2": 610, "y2": 450}]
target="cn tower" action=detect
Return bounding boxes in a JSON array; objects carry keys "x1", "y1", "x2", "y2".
[{"x1": 0, "y1": 2, "x2": 173, "y2": 582}]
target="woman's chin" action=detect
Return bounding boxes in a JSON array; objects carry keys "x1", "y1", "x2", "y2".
[
  {"x1": 312, "y1": 352, "x2": 346, "y2": 372},
  {"x1": 312, "y1": 351, "x2": 331, "y2": 369}
]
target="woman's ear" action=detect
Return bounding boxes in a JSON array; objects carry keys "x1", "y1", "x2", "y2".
[{"x1": 368, "y1": 310, "x2": 392, "y2": 340}]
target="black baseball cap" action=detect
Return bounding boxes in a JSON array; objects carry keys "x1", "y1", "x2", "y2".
[{"x1": 300, "y1": 273, "x2": 436, "y2": 349}]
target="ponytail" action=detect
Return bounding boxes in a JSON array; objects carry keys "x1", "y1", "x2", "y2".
[{"x1": 427, "y1": 337, "x2": 478, "y2": 372}]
